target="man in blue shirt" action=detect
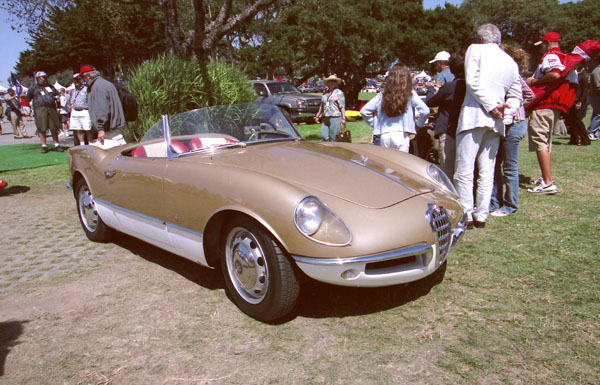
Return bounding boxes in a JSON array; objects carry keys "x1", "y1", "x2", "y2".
[{"x1": 430, "y1": 51, "x2": 455, "y2": 86}]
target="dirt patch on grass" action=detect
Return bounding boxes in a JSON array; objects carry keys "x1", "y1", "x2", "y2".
[{"x1": 1, "y1": 155, "x2": 599, "y2": 384}]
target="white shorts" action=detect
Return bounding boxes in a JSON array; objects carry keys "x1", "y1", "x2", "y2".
[
  {"x1": 380, "y1": 131, "x2": 412, "y2": 153},
  {"x1": 70, "y1": 109, "x2": 91, "y2": 131}
]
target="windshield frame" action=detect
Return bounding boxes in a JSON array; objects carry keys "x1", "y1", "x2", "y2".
[{"x1": 157, "y1": 103, "x2": 302, "y2": 159}]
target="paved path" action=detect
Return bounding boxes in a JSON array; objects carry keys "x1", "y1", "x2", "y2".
[{"x1": 0, "y1": 117, "x2": 76, "y2": 147}]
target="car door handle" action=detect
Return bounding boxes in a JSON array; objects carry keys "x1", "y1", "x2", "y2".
[{"x1": 104, "y1": 169, "x2": 116, "y2": 179}]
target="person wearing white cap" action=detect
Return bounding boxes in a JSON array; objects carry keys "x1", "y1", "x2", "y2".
[
  {"x1": 26, "y1": 71, "x2": 63, "y2": 153},
  {"x1": 429, "y1": 51, "x2": 454, "y2": 86}
]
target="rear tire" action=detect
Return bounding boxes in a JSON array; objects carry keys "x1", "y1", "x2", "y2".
[
  {"x1": 221, "y1": 217, "x2": 299, "y2": 322},
  {"x1": 75, "y1": 178, "x2": 112, "y2": 242}
]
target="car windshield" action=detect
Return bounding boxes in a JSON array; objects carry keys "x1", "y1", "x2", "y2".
[
  {"x1": 139, "y1": 103, "x2": 300, "y2": 155},
  {"x1": 266, "y1": 82, "x2": 300, "y2": 94}
]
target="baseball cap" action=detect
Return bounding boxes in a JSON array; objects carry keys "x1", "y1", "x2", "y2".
[
  {"x1": 35, "y1": 71, "x2": 48, "y2": 78},
  {"x1": 79, "y1": 65, "x2": 96, "y2": 74},
  {"x1": 429, "y1": 51, "x2": 451, "y2": 63},
  {"x1": 73, "y1": 73, "x2": 81, "y2": 79},
  {"x1": 534, "y1": 32, "x2": 561, "y2": 46}
]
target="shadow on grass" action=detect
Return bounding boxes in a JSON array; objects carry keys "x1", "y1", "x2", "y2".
[
  {"x1": 303, "y1": 134, "x2": 322, "y2": 141},
  {"x1": 110, "y1": 231, "x2": 446, "y2": 323},
  {"x1": 519, "y1": 173, "x2": 533, "y2": 188},
  {"x1": 0, "y1": 186, "x2": 30, "y2": 197},
  {"x1": 0, "y1": 320, "x2": 28, "y2": 377},
  {"x1": 111, "y1": 232, "x2": 224, "y2": 291},
  {"x1": 283, "y1": 263, "x2": 447, "y2": 321}
]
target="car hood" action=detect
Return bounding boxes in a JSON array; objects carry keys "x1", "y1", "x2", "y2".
[{"x1": 209, "y1": 141, "x2": 434, "y2": 209}]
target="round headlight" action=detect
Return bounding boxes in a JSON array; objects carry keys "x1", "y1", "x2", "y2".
[
  {"x1": 294, "y1": 197, "x2": 323, "y2": 235},
  {"x1": 427, "y1": 164, "x2": 458, "y2": 196}
]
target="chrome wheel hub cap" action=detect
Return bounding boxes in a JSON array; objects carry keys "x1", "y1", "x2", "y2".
[
  {"x1": 225, "y1": 227, "x2": 269, "y2": 304},
  {"x1": 78, "y1": 186, "x2": 98, "y2": 232}
]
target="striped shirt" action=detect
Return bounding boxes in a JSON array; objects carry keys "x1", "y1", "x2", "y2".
[{"x1": 71, "y1": 86, "x2": 88, "y2": 110}]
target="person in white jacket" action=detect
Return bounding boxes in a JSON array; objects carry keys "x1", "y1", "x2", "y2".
[
  {"x1": 361, "y1": 65, "x2": 430, "y2": 153},
  {"x1": 454, "y1": 24, "x2": 523, "y2": 228}
]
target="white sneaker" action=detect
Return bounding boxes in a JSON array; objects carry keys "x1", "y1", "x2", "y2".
[
  {"x1": 528, "y1": 181, "x2": 558, "y2": 195},
  {"x1": 490, "y1": 210, "x2": 509, "y2": 217},
  {"x1": 589, "y1": 133, "x2": 598, "y2": 141},
  {"x1": 532, "y1": 176, "x2": 543, "y2": 186},
  {"x1": 58, "y1": 131, "x2": 65, "y2": 138}
]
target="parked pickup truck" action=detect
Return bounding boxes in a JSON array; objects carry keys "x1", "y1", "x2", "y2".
[{"x1": 250, "y1": 80, "x2": 322, "y2": 123}]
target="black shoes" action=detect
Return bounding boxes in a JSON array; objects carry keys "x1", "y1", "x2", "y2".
[
  {"x1": 55, "y1": 146, "x2": 64, "y2": 152},
  {"x1": 466, "y1": 220, "x2": 486, "y2": 230},
  {"x1": 41, "y1": 147, "x2": 49, "y2": 154}
]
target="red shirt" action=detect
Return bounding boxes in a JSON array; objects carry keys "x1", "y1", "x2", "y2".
[{"x1": 533, "y1": 47, "x2": 577, "y2": 113}]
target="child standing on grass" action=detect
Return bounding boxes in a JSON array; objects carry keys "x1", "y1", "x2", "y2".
[{"x1": 360, "y1": 65, "x2": 430, "y2": 153}]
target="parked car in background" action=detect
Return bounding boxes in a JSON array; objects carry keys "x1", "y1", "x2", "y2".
[
  {"x1": 251, "y1": 81, "x2": 321, "y2": 123},
  {"x1": 68, "y1": 103, "x2": 467, "y2": 323}
]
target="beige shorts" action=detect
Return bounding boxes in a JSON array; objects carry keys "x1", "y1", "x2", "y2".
[{"x1": 528, "y1": 109, "x2": 559, "y2": 152}]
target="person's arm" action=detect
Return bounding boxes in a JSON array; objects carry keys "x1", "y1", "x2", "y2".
[
  {"x1": 412, "y1": 91, "x2": 430, "y2": 128},
  {"x1": 360, "y1": 93, "x2": 381, "y2": 128},
  {"x1": 338, "y1": 90, "x2": 346, "y2": 123},
  {"x1": 314, "y1": 105, "x2": 322, "y2": 123},
  {"x1": 26, "y1": 86, "x2": 34, "y2": 103},
  {"x1": 425, "y1": 84, "x2": 449, "y2": 107},
  {"x1": 527, "y1": 71, "x2": 560, "y2": 86},
  {"x1": 464, "y1": 45, "x2": 499, "y2": 114},
  {"x1": 593, "y1": 68, "x2": 600, "y2": 89}
]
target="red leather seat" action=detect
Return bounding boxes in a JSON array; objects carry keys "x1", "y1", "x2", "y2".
[
  {"x1": 170, "y1": 140, "x2": 189, "y2": 154},
  {"x1": 131, "y1": 146, "x2": 147, "y2": 157}
]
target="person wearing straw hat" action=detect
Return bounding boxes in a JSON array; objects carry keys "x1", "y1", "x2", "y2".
[{"x1": 315, "y1": 74, "x2": 346, "y2": 141}]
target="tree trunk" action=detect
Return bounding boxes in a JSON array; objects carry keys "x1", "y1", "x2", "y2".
[
  {"x1": 160, "y1": 0, "x2": 183, "y2": 55},
  {"x1": 343, "y1": 76, "x2": 364, "y2": 109}
]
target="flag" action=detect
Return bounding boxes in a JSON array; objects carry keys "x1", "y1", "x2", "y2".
[
  {"x1": 10, "y1": 72, "x2": 22, "y2": 96},
  {"x1": 526, "y1": 40, "x2": 600, "y2": 112}
]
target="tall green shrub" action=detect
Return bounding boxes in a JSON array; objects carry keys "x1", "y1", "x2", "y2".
[{"x1": 124, "y1": 55, "x2": 255, "y2": 141}]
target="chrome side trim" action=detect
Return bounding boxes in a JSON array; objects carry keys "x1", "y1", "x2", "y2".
[
  {"x1": 95, "y1": 198, "x2": 164, "y2": 225},
  {"x1": 93, "y1": 198, "x2": 203, "y2": 236},
  {"x1": 292, "y1": 243, "x2": 432, "y2": 266}
]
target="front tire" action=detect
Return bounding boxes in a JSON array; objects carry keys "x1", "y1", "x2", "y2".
[
  {"x1": 221, "y1": 217, "x2": 299, "y2": 322},
  {"x1": 75, "y1": 178, "x2": 112, "y2": 242}
]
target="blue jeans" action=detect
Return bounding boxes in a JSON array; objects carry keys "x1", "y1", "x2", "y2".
[
  {"x1": 490, "y1": 120, "x2": 527, "y2": 214},
  {"x1": 587, "y1": 94, "x2": 600, "y2": 137},
  {"x1": 321, "y1": 116, "x2": 342, "y2": 142}
]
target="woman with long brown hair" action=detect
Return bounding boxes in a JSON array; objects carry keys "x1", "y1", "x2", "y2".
[{"x1": 360, "y1": 65, "x2": 429, "y2": 152}]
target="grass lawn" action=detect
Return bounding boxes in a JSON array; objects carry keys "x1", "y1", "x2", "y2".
[
  {"x1": 297, "y1": 91, "x2": 377, "y2": 142},
  {"x1": 0, "y1": 115, "x2": 598, "y2": 383},
  {"x1": 0, "y1": 143, "x2": 68, "y2": 172}
]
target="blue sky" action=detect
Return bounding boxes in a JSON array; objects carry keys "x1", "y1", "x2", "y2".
[{"x1": 0, "y1": 1, "x2": 580, "y2": 87}]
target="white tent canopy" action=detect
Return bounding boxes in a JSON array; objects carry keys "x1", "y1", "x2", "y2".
[
  {"x1": 66, "y1": 83, "x2": 75, "y2": 91},
  {"x1": 54, "y1": 81, "x2": 65, "y2": 90},
  {"x1": 415, "y1": 70, "x2": 431, "y2": 80},
  {"x1": 0, "y1": 85, "x2": 7, "y2": 93}
]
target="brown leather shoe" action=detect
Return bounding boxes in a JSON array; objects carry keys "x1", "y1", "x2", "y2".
[
  {"x1": 474, "y1": 220, "x2": 486, "y2": 228},
  {"x1": 466, "y1": 221, "x2": 474, "y2": 230}
]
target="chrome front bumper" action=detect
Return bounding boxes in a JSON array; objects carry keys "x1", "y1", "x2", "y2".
[{"x1": 292, "y1": 216, "x2": 467, "y2": 288}]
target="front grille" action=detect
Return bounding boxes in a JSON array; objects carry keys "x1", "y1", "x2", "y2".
[
  {"x1": 427, "y1": 205, "x2": 451, "y2": 262},
  {"x1": 307, "y1": 99, "x2": 321, "y2": 107}
]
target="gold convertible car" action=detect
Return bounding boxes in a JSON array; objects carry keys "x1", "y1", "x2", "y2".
[{"x1": 68, "y1": 103, "x2": 466, "y2": 322}]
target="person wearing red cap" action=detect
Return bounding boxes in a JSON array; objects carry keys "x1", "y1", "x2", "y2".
[
  {"x1": 526, "y1": 32, "x2": 578, "y2": 195},
  {"x1": 79, "y1": 65, "x2": 126, "y2": 146}
]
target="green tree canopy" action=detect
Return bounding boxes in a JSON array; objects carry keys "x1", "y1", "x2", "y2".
[{"x1": 14, "y1": 0, "x2": 164, "y2": 80}]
